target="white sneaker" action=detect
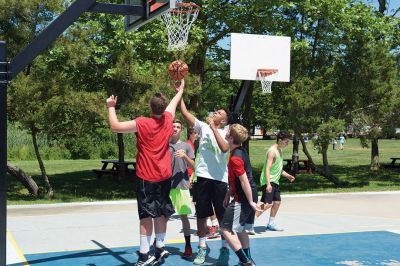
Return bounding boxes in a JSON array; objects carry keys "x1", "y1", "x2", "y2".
[
  {"x1": 246, "y1": 229, "x2": 256, "y2": 235},
  {"x1": 266, "y1": 223, "x2": 283, "y2": 231}
]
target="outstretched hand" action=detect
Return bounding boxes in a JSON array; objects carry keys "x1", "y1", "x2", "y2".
[
  {"x1": 107, "y1": 95, "x2": 117, "y2": 108},
  {"x1": 173, "y1": 79, "x2": 185, "y2": 92}
]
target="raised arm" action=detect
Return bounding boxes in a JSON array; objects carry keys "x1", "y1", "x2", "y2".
[
  {"x1": 107, "y1": 95, "x2": 137, "y2": 133},
  {"x1": 179, "y1": 97, "x2": 196, "y2": 127},
  {"x1": 165, "y1": 79, "x2": 185, "y2": 117}
]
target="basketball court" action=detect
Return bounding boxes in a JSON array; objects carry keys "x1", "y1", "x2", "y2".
[
  {"x1": 3, "y1": 1, "x2": 400, "y2": 266},
  {"x1": 6, "y1": 191, "x2": 400, "y2": 265}
]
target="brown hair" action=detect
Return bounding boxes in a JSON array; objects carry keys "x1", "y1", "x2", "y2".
[
  {"x1": 150, "y1": 93, "x2": 168, "y2": 115},
  {"x1": 188, "y1": 127, "x2": 196, "y2": 134},
  {"x1": 276, "y1": 130, "x2": 291, "y2": 142},
  {"x1": 229, "y1": 124, "x2": 248, "y2": 145},
  {"x1": 173, "y1": 119, "x2": 182, "y2": 126}
]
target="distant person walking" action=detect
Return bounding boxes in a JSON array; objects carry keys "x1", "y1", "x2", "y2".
[
  {"x1": 339, "y1": 135, "x2": 346, "y2": 150},
  {"x1": 303, "y1": 134, "x2": 308, "y2": 144},
  {"x1": 332, "y1": 138, "x2": 337, "y2": 150}
]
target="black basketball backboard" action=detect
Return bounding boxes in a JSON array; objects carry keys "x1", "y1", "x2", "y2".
[{"x1": 125, "y1": 0, "x2": 175, "y2": 31}]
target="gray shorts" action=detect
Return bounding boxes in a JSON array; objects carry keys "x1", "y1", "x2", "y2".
[{"x1": 221, "y1": 201, "x2": 255, "y2": 233}]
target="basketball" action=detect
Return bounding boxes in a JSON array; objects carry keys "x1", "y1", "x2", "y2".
[{"x1": 168, "y1": 60, "x2": 189, "y2": 80}]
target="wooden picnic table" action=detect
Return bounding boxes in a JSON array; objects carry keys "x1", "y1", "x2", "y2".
[
  {"x1": 92, "y1": 159, "x2": 136, "y2": 179},
  {"x1": 283, "y1": 158, "x2": 313, "y2": 174},
  {"x1": 390, "y1": 157, "x2": 400, "y2": 165}
]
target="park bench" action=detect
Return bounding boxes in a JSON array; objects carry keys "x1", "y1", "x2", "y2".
[
  {"x1": 283, "y1": 159, "x2": 313, "y2": 174},
  {"x1": 92, "y1": 160, "x2": 136, "y2": 179},
  {"x1": 384, "y1": 157, "x2": 400, "y2": 169}
]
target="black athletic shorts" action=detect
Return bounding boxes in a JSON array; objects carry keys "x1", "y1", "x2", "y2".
[
  {"x1": 195, "y1": 176, "x2": 228, "y2": 220},
  {"x1": 135, "y1": 176, "x2": 175, "y2": 220},
  {"x1": 190, "y1": 182, "x2": 198, "y2": 203},
  {"x1": 260, "y1": 183, "x2": 281, "y2": 204}
]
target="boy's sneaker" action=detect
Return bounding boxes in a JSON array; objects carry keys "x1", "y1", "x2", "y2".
[
  {"x1": 216, "y1": 247, "x2": 230, "y2": 266},
  {"x1": 266, "y1": 223, "x2": 283, "y2": 231},
  {"x1": 246, "y1": 229, "x2": 256, "y2": 235},
  {"x1": 206, "y1": 225, "x2": 220, "y2": 239},
  {"x1": 193, "y1": 246, "x2": 209, "y2": 265},
  {"x1": 135, "y1": 252, "x2": 156, "y2": 266},
  {"x1": 238, "y1": 259, "x2": 256, "y2": 266},
  {"x1": 181, "y1": 245, "x2": 193, "y2": 258},
  {"x1": 152, "y1": 247, "x2": 170, "y2": 265}
]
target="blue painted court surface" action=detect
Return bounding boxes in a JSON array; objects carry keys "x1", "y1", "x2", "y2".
[{"x1": 14, "y1": 231, "x2": 400, "y2": 266}]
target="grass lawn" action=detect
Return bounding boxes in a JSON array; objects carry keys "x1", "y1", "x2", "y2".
[{"x1": 7, "y1": 139, "x2": 400, "y2": 205}]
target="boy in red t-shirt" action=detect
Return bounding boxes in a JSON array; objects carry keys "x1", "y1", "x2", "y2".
[
  {"x1": 106, "y1": 80, "x2": 184, "y2": 266},
  {"x1": 220, "y1": 124, "x2": 260, "y2": 266}
]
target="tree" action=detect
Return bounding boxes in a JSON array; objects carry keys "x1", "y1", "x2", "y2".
[{"x1": 336, "y1": 3, "x2": 400, "y2": 170}]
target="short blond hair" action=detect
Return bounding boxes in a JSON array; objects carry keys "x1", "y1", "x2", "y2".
[{"x1": 229, "y1": 124, "x2": 248, "y2": 145}]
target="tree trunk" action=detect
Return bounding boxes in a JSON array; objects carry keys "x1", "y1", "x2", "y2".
[
  {"x1": 300, "y1": 138, "x2": 343, "y2": 186},
  {"x1": 370, "y1": 138, "x2": 380, "y2": 171},
  {"x1": 31, "y1": 127, "x2": 53, "y2": 198},
  {"x1": 378, "y1": 0, "x2": 386, "y2": 15},
  {"x1": 117, "y1": 133, "x2": 126, "y2": 183},
  {"x1": 291, "y1": 134, "x2": 300, "y2": 176},
  {"x1": 322, "y1": 148, "x2": 330, "y2": 174},
  {"x1": 6, "y1": 163, "x2": 39, "y2": 196}
]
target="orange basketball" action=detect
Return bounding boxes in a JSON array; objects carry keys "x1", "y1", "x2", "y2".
[{"x1": 168, "y1": 60, "x2": 189, "y2": 80}]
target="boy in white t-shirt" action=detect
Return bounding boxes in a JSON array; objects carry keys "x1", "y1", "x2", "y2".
[{"x1": 178, "y1": 97, "x2": 230, "y2": 265}]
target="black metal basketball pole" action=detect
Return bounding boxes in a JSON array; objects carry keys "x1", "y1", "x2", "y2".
[
  {"x1": 0, "y1": 41, "x2": 8, "y2": 266},
  {"x1": 0, "y1": 1, "x2": 145, "y2": 264}
]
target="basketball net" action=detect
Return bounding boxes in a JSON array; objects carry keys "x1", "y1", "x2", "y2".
[
  {"x1": 256, "y1": 69, "x2": 278, "y2": 93},
  {"x1": 161, "y1": 2, "x2": 200, "y2": 51}
]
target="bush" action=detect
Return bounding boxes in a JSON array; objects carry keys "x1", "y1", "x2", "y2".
[{"x1": 7, "y1": 122, "x2": 138, "y2": 160}]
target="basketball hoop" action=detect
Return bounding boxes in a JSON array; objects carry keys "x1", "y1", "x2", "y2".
[
  {"x1": 161, "y1": 2, "x2": 200, "y2": 51},
  {"x1": 256, "y1": 69, "x2": 278, "y2": 93}
]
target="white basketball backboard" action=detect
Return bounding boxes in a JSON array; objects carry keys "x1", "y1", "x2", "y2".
[{"x1": 230, "y1": 33, "x2": 291, "y2": 82}]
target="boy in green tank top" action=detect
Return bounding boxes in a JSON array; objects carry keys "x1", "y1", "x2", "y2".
[{"x1": 256, "y1": 131, "x2": 295, "y2": 231}]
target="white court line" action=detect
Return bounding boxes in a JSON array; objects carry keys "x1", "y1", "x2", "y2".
[
  {"x1": 359, "y1": 225, "x2": 399, "y2": 228},
  {"x1": 282, "y1": 191, "x2": 400, "y2": 198}
]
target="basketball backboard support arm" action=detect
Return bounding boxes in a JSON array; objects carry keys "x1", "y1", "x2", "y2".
[
  {"x1": 229, "y1": 80, "x2": 254, "y2": 123},
  {"x1": 10, "y1": 0, "x2": 145, "y2": 78},
  {"x1": 0, "y1": 0, "x2": 170, "y2": 264}
]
